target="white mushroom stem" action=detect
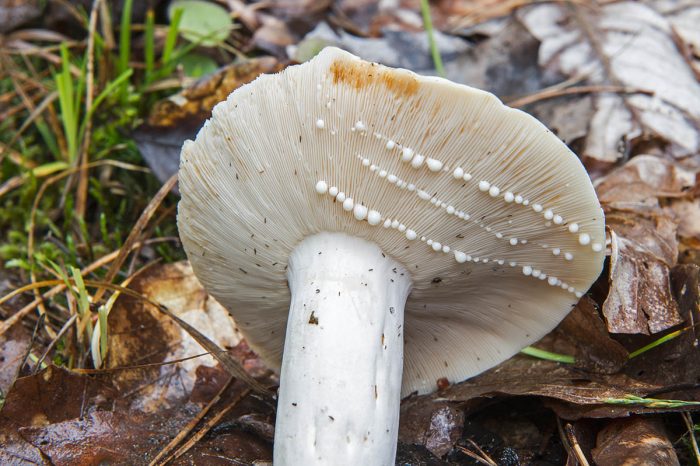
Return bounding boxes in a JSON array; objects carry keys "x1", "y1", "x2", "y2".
[{"x1": 274, "y1": 232, "x2": 412, "y2": 465}]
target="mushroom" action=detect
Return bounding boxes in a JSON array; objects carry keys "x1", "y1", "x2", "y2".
[{"x1": 177, "y1": 47, "x2": 605, "y2": 465}]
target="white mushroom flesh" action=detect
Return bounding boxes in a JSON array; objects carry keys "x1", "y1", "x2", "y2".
[{"x1": 276, "y1": 232, "x2": 409, "y2": 465}]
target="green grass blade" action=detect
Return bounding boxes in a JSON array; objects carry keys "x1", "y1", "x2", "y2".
[
  {"x1": 163, "y1": 7, "x2": 183, "y2": 64},
  {"x1": 33, "y1": 117, "x2": 61, "y2": 160},
  {"x1": 31, "y1": 161, "x2": 69, "y2": 177},
  {"x1": 79, "y1": 69, "x2": 133, "y2": 140},
  {"x1": 604, "y1": 394, "x2": 700, "y2": 409},
  {"x1": 55, "y1": 43, "x2": 78, "y2": 161},
  {"x1": 420, "y1": 0, "x2": 445, "y2": 77},
  {"x1": 92, "y1": 69, "x2": 133, "y2": 112},
  {"x1": 98, "y1": 305, "x2": 108, "y2": 360},
  {"x1": 628, "y1": 328, "x2": 684, "y2": 359},
  {"x1": 70, "y1": 266, "x2": 90, "y2": 319},
  {"x1": 119, "y1": 0, "x2": 134, "y2": 73},
  {"x1": 520, "y1": 346, "x2": 575, "y2": 364}
]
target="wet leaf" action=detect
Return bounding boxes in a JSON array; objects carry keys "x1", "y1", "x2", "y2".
[
  {"x1": 134, "y1": 58, "x2": 282, "y2": 187},
  {"x1": 0, "y1": 366, "x2": 119, "y2": 465},
  {"x1": 395, "y1": 443, "x2": 449, "y2": 465},
  {"x1": 613, "y1": 264, "x2": 700, "y2": 391},
  {"x1": 0, "y1": 322, "x2": 31, "y2": 398},
  {"x1": 591, "y1": 417, "x2": 680, "y2": 465},
  {"x1": 107, "y1": 262, "x2": 248, "y2": 411},
  {"x1": 20, "y1": 409, "x2": 193, "y2": 465},
  {"x1": 520, "y1": 2, "x2": 700, "y2": 164},
  {"x1": 399, "y1": 402, "x2": 464, "y2": 459},
  {"x1": 0, "y1": 267, "x2": 34, "y2": 397},
  {"x1": 413, "y1": 349, "x2": 700, "y2": 421}
]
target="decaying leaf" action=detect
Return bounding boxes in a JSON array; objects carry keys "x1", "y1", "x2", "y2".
[
  {"x1": 435, "y1": 356, "x2": 658, "y2": 408},
  {"x1": 134, "y1": 58, "x2": 283, "y2": 187},
  {"x1": 519, "y1": 2, "x2": 700, "y2": 164},
  {"x1": 606, "y1": 228, "x2": 682, "y2": 334},
  {"x1": 0, "y1": 366, "x2": 121, "y2": 465},
  {"x1": 19, "y1": 409, "x2": 192, "y2": 465},
  {"x1": 0, "y1": 260, "x2": 276, "y2": 465},
  {"x1": 592, "y1": 417, "x2": 680, "y2": 466},
  {"x1": 0, "y1": 322, "x2": 31, "y2": 398},
  {"x1": 649, "y1": 0, "x2": 700, "y2": 76},
  {"x1": 399, "y1": 402, "x2": 465, "y2": 459},
  {"x1": 617, "y1": 264, "x2": 700, "y2": 389},
  {"x1": 0, "y1": 364, "x2": 271, "y2": 465},
  {"x1": 559, "y1": 297, "x2": 628, "y2": 373},
  {"x1": 107, "y1": 261, "x2": 252, "y2": 411},
  {"x1": 595, "y1": 155, "x2": 696, "y2": 334},
  {"x1": 0, "y1": 268, "x2": 33, "y2": 397},
  {"x1": 596, "y1": 155, "x2": 696, "y2": 208}
]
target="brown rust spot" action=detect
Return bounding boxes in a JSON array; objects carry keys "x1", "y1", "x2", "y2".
[
  {"x1": 308, "y1": 311, "x2": 318, "y2": 325},
  {"x1": 330, "y1": 59, "x2": 419, "y2": 97}
]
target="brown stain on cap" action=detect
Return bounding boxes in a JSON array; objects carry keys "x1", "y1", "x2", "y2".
[{"x1": 330, "y1": 59, "x2": 419, "y2": 97}]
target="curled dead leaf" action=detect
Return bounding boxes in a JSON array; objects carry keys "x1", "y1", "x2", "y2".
[
  {"x1": 592, "y1": 417, "x2": 679, "y2": 466},
  {"x1": 605, "y1": 228, "x2": 682, "y2": 334},
  {"x1": 595, "y1": 155, "x2": 693, "y2": 334}
]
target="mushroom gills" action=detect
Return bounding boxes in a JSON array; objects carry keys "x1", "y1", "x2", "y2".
[{"x1": 275, "y1": 232, "x2": 412, "y2": 466}]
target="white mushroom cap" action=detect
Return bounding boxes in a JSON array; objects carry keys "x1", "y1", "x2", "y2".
[{"x1": 178, "y1": 47, "x2": 605, "y2": 397}]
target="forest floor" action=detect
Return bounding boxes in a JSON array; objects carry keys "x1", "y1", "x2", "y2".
[{"x1": 1, "y1": 0, "x2": 700, "y2": 464}]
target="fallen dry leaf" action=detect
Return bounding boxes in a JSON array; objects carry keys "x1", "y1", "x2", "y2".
[
  {"x1": 673, "y1": 198, "x2": 700, "y2": 246},
  {"x1": 592, "y1": 417, "x2": 680, "y2": 465},
  {"x1": 650, "y1": 0, "x2": 700, "y2": 77},
  {"x1": 595, "y1": 155, "x2": 696, "y2": 334},
  {"x1": 519, "y1": 2, "x2": 700, "y2": 164},
  {"x1": 596, "y1": 155, "x2": 696, "y2": 208},
  {"x1": 605, "y1": 227, "x2": 682, "y2": 334},
  {"x1": 253, "y1": 14, "x2": 297, "y2": 57},
  {"x1": 107, "y1": 261, "x2": 251, "y2": 411}
]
